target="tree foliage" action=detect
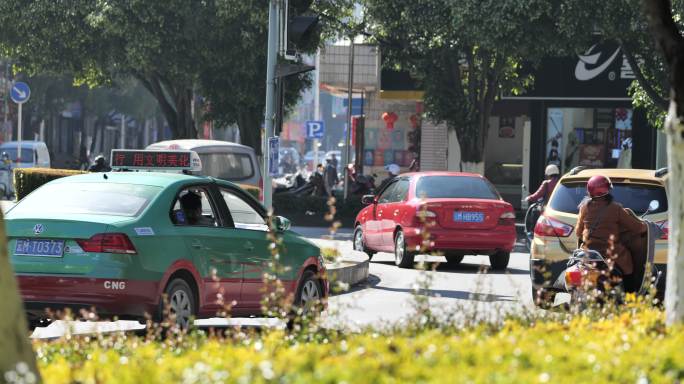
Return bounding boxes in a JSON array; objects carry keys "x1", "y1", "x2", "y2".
[
  {"x1": 0, "y1": 1, "x2": 353, "y2": 155},
  {"x1": 364, "y1": 0, "x2": 568, "y2": 166}
]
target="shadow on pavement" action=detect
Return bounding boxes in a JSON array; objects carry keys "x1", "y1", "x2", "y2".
[
  {"x1": 370, "y1": 260, "x2": 529, "y2": 275},
  {"x1": 371, "y1": 285, "x2": 516, "y2": 302},
  {"x1": 331, "y1": 273, "x2": 381, "y2": 296}
]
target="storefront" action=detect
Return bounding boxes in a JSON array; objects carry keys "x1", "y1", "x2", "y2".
[{"x1": 503, "y1": 42, "x2": 658, "y2": 197}]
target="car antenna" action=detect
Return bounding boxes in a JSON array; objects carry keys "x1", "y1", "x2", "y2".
[{"x1": 103, "y1": 173, "x2": 108, "y2": 180}]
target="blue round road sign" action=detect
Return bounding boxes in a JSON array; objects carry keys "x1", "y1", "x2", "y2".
[{"x1": 10, "y1": 82, "x2": 30, "y2": 104}]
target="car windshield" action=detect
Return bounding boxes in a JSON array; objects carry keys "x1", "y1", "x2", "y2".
[
  {"x1": 0, "y1": 147, "x2": 33, "y2": 162},
  {"x1": 198, "y1": 153, "x2": 254, "y2": 181},
  {"x1": 10, "y1": 182, "x2": 161, "y2": 217},
  {"x1": 549, "y1": 182, "x2": 668, "y2": 215},
  {"x1": 415, "y1": 176, "x2": 500, "y2": 200}
]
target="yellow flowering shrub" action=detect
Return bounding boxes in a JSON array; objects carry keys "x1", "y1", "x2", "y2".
[{"x1": 33, "y1": 304, "x2": 684, "y2": 384}]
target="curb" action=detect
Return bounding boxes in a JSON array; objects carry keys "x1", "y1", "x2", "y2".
[{"x1": 325, "y1": 259, "x2": 369, "y2": 288}]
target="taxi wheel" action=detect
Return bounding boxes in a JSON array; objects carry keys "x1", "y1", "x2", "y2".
[
  {"x1": 489, "y1": 251, "x2": 510, "y2": 271},
  {"x1": 353, "y1": 226, "x2": 375, "y2": 260},
  {"x1": 294, "y1": 270, "x2": 323, "y2": 311},
  {"x1": 394, "y1": 230, "x2": 415, "y2": 269},
  {"x1": 164, "y1": 278, "x2": 196, "y2": 329}
]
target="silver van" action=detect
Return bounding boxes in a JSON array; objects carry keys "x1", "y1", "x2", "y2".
[
  {"x1": 146, "y1": 139, "x2": 262, "y2": 188},
  {"x1": 0, "y1": 141, "x2": 51, "y2": 168}
]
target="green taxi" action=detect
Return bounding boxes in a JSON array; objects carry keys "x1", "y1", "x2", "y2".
[{"x1": 6, "y1": 150, "x2": 328, "y2": 327}]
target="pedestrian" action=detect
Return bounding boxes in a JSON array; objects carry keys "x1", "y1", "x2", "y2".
[
  {"x1": 311, "y1": 163, "x2": 326, "y2": 196},
  {"x1": 377, "y1": 163, "x2": 400, "y2": 192},
  {"x1": 323, "y1": 159, "x2": 338, "y2": 197},
  {"x1": 330, "y1": 153, "x2": 338, "y2": 170}
]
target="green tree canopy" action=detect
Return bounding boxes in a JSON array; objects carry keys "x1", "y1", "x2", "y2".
[{"x1": 364, "y1": 0, "x2": 571, "y2": 168}]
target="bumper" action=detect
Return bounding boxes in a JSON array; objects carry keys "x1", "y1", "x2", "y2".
[
  {"x1": 404, "y1": 226, "x2": 516, "y2": 253},
  {"x1": 17, "y1": 275, "x2": 160, "y2": 319}
]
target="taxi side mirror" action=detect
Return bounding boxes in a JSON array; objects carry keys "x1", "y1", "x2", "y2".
[
  {"x1": 273, "y1": 216, "x2": 291, "y2": 232},
  {"x1": 361, "y1": 195, "x2": 375, "y2": 205}
]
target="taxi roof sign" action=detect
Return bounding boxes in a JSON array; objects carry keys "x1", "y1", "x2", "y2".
[{"x1": 110, "y1": 149, "x2": 202, "y2": 172}]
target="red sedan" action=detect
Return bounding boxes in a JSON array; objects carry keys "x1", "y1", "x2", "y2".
[{"x1": 353, "y1": 172, "x2": 516, "y2": 269}]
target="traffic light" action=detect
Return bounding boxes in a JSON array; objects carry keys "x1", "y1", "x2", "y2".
[{"x1": 286, "y1": 0, "x2": 320, "y2": 56}]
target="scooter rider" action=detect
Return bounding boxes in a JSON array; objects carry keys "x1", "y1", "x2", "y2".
[
  {"x1": 525, "y1": 164, "x2": 560, "y2": 204},
  {"x1": 576, "y1": 175, "x2": 646, "y2": 277}
]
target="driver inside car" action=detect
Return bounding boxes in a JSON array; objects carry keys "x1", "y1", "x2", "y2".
[{"x1": 179, "y1": 191, "x2": 216, "y2": 226}]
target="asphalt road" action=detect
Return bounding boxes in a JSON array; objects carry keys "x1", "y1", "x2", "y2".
[{"x1": 29, "y1": 226, "x2": 536, "y2": 338}]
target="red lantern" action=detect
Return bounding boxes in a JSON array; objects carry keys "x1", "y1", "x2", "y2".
[{"x1": 382, "y1": 112, "x2": 398, "y2": 130}]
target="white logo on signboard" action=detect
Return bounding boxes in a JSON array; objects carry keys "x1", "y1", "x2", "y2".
[{"x1": 575, "y1": 45, "x2": 621, "y2": 81}]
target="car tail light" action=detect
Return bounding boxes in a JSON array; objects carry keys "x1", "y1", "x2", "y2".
[
  {"x1": 565, "y1": 265, "x2": 582, "y2": 288},
  {"x1": 77, "y1": 233, "x2": 137, "y2": 254},
  {"x1": 498, "y1": 211, "x2": 516, "y2": 226},
  {"x1": 534, "y1": 216, "x2": 573, "y2": 237},
  {"x1": 656, "y1": 220, "x2": 669, "y2": 240}
]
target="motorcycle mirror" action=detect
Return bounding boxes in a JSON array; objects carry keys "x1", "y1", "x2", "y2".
[{"x1": 648, "y1": 200, "x2": 660, "y2": 213}]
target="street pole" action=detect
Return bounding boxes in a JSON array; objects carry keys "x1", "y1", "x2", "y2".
[
  {"x1": 120, "y1": 114, "x2": 126, "y2": 149},
  {"x1": 17, "y1": 103, "x2": 21, "y2": 161},
  {"x1": 343, "y1": 37, "x2": 355, "y2": 201},
  {"x1": 262, "y1": 0, "x2": 280, "y2": 211},
  {"x1": 313, "y1": 50, "x2": 320, "y2": 170}
]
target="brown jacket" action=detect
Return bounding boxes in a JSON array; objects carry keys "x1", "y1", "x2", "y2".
[{"x1": 576, "y1": 198, "x2": 646, "y2": 275}]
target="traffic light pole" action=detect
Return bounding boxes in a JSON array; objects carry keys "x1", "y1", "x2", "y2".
[
  {"x1": 262, "y1": 0, "x2": 280, "y2": 212},
  {"x1": 343, "y1": 37, "x2": 355, "y2": 201}
]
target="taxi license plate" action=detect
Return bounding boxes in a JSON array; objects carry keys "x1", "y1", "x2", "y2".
[
  {"x1": 453, "y1": 211, "x2": 484, "y2": 223},
  {"x1": 15, "y1": 239, "x2": 65, "y2": 257}
]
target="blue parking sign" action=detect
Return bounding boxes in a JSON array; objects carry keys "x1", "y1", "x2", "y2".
[{"x1": 305, "y1": 120, "x2": 325, "y2": 139}]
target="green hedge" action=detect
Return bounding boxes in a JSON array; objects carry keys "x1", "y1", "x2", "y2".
[{"x1": 13, "y1": 168, "x2": 87, "y2": 200}]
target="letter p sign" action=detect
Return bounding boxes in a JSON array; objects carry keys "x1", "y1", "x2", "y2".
[{"x1": 306, "y1": 120, "x2": 325, "y2": 139}]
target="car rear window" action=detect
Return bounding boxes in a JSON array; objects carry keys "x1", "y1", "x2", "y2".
[
  {"x1": 415, "y1": 176, "x2": 500, "y2": 200},
  {"x1": 199, "y1": 153, "x2": 254, "y2": 181},
  {"x1": 10, "y1": 183, "x2": 161, "y2": 217},
  {"x1": 549, "y1": 182, "x2": 668, "y2": 215}
]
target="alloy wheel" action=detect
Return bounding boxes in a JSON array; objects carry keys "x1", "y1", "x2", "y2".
[
  {"x1": 170, "y1": 289, "x2": 192, "y2": 328},
  {"x1": 300, "y1": 280, "x2": 321, "y2": 311},
  {"x1": 354, "y1": 228, "x2": 364, "y2": 251},
  {"x1": 395, "y1": 232, "x2": 404, "y2": 265}
]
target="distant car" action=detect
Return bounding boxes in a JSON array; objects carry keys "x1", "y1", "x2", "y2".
[
  {"x1": 146, "y1": 139, "x2": 262, "y2": 198},
  {"x1": 7, "y1": 150, "x2": 327, "y2": 327},
  {"x1": 353, "y1": 172, "x2": 516, "y2": 270},
  {"x1": 0, "y1": 141, "x2": 51, "y2": 168},
  {"x1": 530, "y1": 167, "x2": 669, "y2": 307}
]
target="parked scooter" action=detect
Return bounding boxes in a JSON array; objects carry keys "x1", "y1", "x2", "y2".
[{"x1": 554, "y1": 200, "x2": 664, "y2": 305}]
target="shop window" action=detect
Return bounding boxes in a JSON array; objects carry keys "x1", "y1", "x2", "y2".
[{"x1": 546, "y1": 107, "x2": 632, "y2": 171}]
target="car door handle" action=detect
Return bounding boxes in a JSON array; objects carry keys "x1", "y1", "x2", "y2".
[
  {"x1": 243, "y1": 241, "x2": 254, "y2": 252},
  {"x1": 191, "y1": 240, "x2": 203, "y2": 249}
]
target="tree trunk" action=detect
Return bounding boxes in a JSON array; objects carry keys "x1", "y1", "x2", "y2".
[
  {"x1": 0, "y1": 211, "x2": 40, "y2": 381},
  {"x1": 237, "y1": 108, "x2": 263, "y2": 157},
  {"x1": 642, "y1": 0, "x2": 684, "y2": 325},
  {"x1": 136, "y1": 76, "x2": 196, "y2": 140},
  {"x1": 664, "y1": 101, "x2": 684, "y2": 324}
]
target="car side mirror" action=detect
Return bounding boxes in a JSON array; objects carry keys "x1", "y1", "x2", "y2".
[
  {"x1": 272, "y1": 216, "x2": 291, "y2": 232},
  {"x1": 361, "y1": 194, "x2": 375, "y2": 205}
]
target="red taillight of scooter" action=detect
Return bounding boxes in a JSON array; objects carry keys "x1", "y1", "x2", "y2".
[
  {"x1": 534, "y1": 216, "x2": 574, "y2": 237},
  {"x1": 656, "y1": 220, "x2": 669, "y2": 240},
  {"x1": 565, "y1": 265, "x2": 582, "y2": 288}
]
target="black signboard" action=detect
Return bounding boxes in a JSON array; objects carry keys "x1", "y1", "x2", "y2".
[
  {"x1": 110, "y1": 150, "x2": 196, "y2": 170},
  {"x1": 511, "y1": 42, "x2": 634, "y2": 99}
]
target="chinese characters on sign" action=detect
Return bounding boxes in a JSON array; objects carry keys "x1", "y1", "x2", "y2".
[{"x1": 110, "y1": 150, "x2": 193, "y2": 169}]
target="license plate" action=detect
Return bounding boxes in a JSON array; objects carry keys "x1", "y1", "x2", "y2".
[
  {"x1": 15, "y1": 239, "x2": 65, "y2": 257},
  {"x1": 453, "y1": 211, "x2": 484, "y2": 223}
]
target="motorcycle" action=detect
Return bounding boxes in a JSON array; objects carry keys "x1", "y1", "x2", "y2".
[
  {"x1": 524, "y1": 198, "x2": 544, "y2": 250},
  {"x1": 554, "y1": 199, "x2": 664, "y2": 306}
]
